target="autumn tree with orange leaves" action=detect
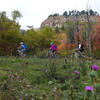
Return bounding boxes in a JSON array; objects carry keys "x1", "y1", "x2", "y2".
[{"x1": 92, "y1": 16, "x2": 100, "y2": 51}]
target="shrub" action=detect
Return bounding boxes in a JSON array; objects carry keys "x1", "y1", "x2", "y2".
[
  {"x1": 93, "y1": 50, "x2": 100, "y2": 59},
  {"x1": 35, "y1": 49, "x2": 48, "y2": 58},
  {"x1": 59, "y1": 49, "x2": 71, "y2": 57}
]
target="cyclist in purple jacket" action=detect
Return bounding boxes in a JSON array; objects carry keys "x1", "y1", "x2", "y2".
[{"x1": 50, "y1": 42, "x2": 57, "y2": 53}]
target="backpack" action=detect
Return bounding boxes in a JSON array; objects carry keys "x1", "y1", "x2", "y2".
[
  {"x1": 24, "y1": 44, "x2": 27, "y2": 49},
  {"x1": 53, "y1": 45, "x2": 57, "y2": 51},
  {"x1": 54, "y1": 45, "x2": 57, "y2": 49}
]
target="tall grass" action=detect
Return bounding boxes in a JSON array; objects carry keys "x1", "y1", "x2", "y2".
[{"x1": 0, "y1": 57, "x2": 100, "y2": 100}]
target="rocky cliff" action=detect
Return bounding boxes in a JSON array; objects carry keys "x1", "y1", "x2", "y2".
[{"x1": 41, "y1": 15, "x2": 99, "y2": 28}]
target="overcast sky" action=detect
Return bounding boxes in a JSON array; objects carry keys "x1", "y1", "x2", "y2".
[{"x1": 0, "y1": 0, "x2": 100, "y2": 29}]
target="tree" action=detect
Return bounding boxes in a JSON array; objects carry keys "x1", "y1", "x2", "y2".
[
  {"x1": 94, "y1": 11, "x2": 99, "y2": 16},
  {"x1": 52, "y1": 13, "x2": 59, "y2": 17},
  {"x1": 40, "y1": 26, "x2": 57, "y2": 45},
  {"x1": 86, "y1": 9, "x2": 93, "y2": 56},
  {"x1": 89, "y1": 9, "x2": 94, "y2": 16},
  {"x1": 61, "y1": 25, "x2": 65, "y2": 31},
  {"x1": 65, "y1": 21, "x2": 75, "y2": 43},
  {"x1": 69, "y1": 11, "x2": 71, "y2": 16},
  {"x1": 0, "y1": 18, "x2": 22, "y2": 55},
  {"x1": 81, "y1": 10, "x2": 86, "y2": 15},
  {"x1": 63, "y1": 11, "x2": 68, "y2": 17},
  {"x1": 0, "y1": 11, "x2": 7, "y2": 22},
  {"x1": 11, "y1": 10, "x2": 22, "y2": 22},
  {"x1": 92, "y1": 16, "x2": 100, "y2": 51},
  {"x1": 48, "y1": 15, "x2": 53, "y2": 18},
  {"x1": 55, "y1": 26, "x2": 59, "y2": 33},
  {"x1": 24, "y1": 28, "x2": 39, "y2": 51},
  {"x1": 74, "y1": 11, "x2": 80, "y2": 43},
  {"x1": 24, "y1": 26, "x2": 57, "y2": 53},
  {"x1": 71, "y1": 10, "x2": 75, "y2": 16},
  {"x1": 0, "y1": 11, "x2": 23, "y2": 55}
]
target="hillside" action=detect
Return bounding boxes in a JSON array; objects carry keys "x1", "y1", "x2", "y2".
[{"x1": 41, "y1": 15, "x2": 99, "y2": 29}]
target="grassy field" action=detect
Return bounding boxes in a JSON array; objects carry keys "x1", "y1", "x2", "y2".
[{"x1": 0, "y1": 57, "x2": 100, "y2": 100}]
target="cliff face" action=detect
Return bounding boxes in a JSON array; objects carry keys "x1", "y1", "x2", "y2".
[
  {"x1": 41, "y1": 16, "x2": 67, "y2": 28},
  {"x1": 40, "y1": 15, "x2": 99, "y2": 28}
]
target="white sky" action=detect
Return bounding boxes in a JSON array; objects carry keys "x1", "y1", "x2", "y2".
[{"x1": 0, "y1": 0, "x2": 100, "y2": 30}]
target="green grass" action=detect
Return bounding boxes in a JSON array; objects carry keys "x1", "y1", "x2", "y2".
[
  {"x1": 0, "y1": 57, "x2": 100, "y2": 100},
  {"x1": 0, "y1": 57, "x2": 64, "y2": 99}
]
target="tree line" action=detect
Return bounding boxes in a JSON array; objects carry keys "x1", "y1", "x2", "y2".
[
  {"x1": 48, "y1": 9, "x2": 99, "y2": 18},
  {"x1": 0, "y1": 10, "x2": 100, "y2": 57},
  {"x1": 0, "y1": 10, "x2": 58, "y2": 56}
]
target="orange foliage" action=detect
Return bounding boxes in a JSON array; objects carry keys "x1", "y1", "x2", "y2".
[
  {"x1": 74, "y1": 16, "x2": 100, "y2": 51},
  {"x1": 66, "y1": 43, "x2": 77, "y2": 50},
  {"x1": 57, "y1": 40, "x2": 66, "y2": 52},
  {"x1": 92, "y1": 16, "x2": 100, "y2": 51},
  {"x1": 57, "y1": 33, "x2": 77, "y2": 52},
  {"x1": 75, "y1": 31, "x2": 83, "y2": 42},
  {"x1": 57, "y1": 33, "x2": 67, "y2": 52},
  {"x1": 57, "y1": 16, "x2": 100, "y2": 52}
]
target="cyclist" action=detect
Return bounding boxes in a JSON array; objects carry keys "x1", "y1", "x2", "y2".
[
  {"x1": 51, "y1": 42, "x2": 57, "y2": 53},
  {"x1": 49, "y1": 42, "x2": 57, "y2": 58},
  {"x1": 17, "y1": 42, "x2": 27, "y2": 57},
  {"x1": 78, "y1": 42, "x2": 85, "y2": 57}
]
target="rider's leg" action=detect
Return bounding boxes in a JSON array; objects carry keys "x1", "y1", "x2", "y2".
[
  {"x1": 53, "y1": 50, "x2": 57, "y2": 58},
  {"x1": 77, "y1": 50, "x2": 81, "y2": 56},
  {"x1": 79, "y1": 49, "x2": 85, "y2": 57},
  {"x1": 17, "y1": 49, "x2": 21, "y2": 56},
  {"x1": 20, "y1": 51, "x2": 23, "y2": 57},
  {"x1": 21, "y1": 49, "x2": 25, "y2": 57}
]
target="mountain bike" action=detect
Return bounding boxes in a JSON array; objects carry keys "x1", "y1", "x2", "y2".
[
  {"x1": 73, "y1": 49, "x2": 93, "y2": 61},
  {"x1": 15, "y1": 49, "x2": 26, "y2": 57},
  {"x1": 47, "y1": 49, "x2": 59, "y2": 59},
  {"x1": 74, "y1": 50, "x2": 85, "y2": 58}
]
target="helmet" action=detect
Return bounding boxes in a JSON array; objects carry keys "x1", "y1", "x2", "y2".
[
  {"x1": 20, "y1": 42, "x2": 23, "y2": 45},
  {"x1": 50, "y1": 42, "x2": 53, "y2": 45}
]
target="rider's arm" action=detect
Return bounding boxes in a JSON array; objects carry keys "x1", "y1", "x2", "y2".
[{"x1": 18, "y1": 46, "x2": 22, "y2": 49}]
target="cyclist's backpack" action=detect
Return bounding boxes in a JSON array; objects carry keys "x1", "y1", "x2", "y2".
[
  {"x1": 24, "y1": 44, "x2": 27, "y2": 49},
  {"x1": 54, "y1": 45, "x2": 57, "y2": 49}
]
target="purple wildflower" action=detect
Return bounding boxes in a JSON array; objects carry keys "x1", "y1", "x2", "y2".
[
  {"x1": 10, "y1": 73, "x2": 14, "y2": 78},
  {"x1": 30, "y1": 85, "x2": 33, "y2": 88},
  {"x1": 16, "y1": 75, "x2": 20, "y2": 79},
  {"x1": 19, "y1": 98, "x2": 22, "y2": 100},
  {"x1": 92, "y1": 65, "x2": 99, "y2": 71},
  {"x1": 85, "y1": 86, "x2": 94, "y2": 91},
  {"x1": 74, "y1": 71, "x2": 79, "y2": 75}
]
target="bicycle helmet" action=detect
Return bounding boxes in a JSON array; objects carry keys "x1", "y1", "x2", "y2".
[
  {"x1": 50, "y1": 42, "x2": 53, "y2": 45},
  {"x1": 20, "y1": 42, "x2": 23, "y2": 45}
]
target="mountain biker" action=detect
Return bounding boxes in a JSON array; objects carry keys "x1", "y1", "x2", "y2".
[
  {"x1": 78, "y1": 42, "x2": 81, "y2": 49},
  {"x1": 47, "y1": 42, "x2": 57, "y2": 58},
  {"x1": 78, "y1": 42, "x2": 85, "y2": 55},
  {"x1": 50, "y1": 42, "x2": 57, "y2": 53},
  {"x1": 18, "y1": 42, "x2": 27, "y2": 57}
]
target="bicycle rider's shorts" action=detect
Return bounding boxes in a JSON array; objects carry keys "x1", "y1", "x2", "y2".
[
  {"x1": 52, "y1": 50, "x2": 56, "y2": 53},
  {"x1": 80, "y1": 49, "x2": 84, "y2": 53},
  {"x1": 21, "y1": 49, "x2": 26, "y2": 53}
]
